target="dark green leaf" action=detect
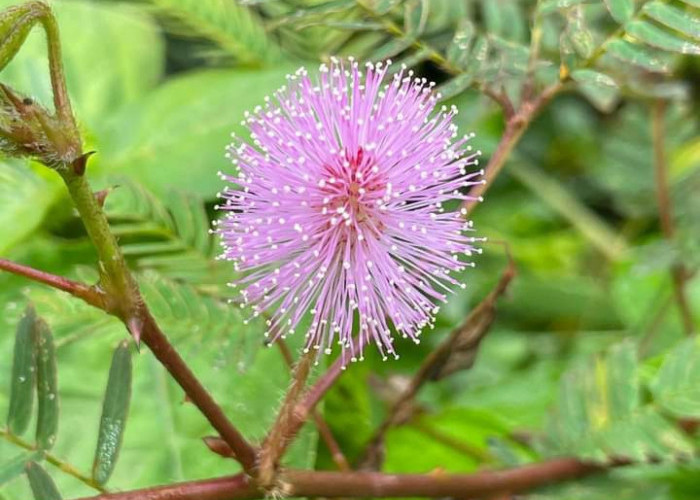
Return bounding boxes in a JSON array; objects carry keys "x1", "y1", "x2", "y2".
[
  {"x1": 627, "y1": 20, "x2": 700, "y2": 54},
  {"x1": 151, "y1": 0, "x2": 281, "y2": 64},
  {"x1": 35, "y1": 319, "x2": 59, "y2": 450},
  {"x1": 25, "y1": 462, "x2": 61, "y2": 500},
  {"x1": 0, "y1": 452, "x2": 41, "y2": 487},
  {"x1": 603, "y1": 0, "x2": 634, "y2": 24},
  {"x1": 679, "y1": 0, "x2": 700, "y2": 8},
  {"x1": 643, "y1": 1, "x2": 700, "y2": 41},
  {"x1": 92, "y1": 341, "x2": 132, "y2": 485},
  {"x1": 605, "y1": 39, "x2": 669, "y2": 72},
  {"x1": 7, "y1": 305, "x2": 38, "y2": 436}
]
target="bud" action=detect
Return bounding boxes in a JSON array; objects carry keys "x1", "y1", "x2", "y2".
[{"x1": 0, "y1": 83, "x2": 81, "y2": 168}]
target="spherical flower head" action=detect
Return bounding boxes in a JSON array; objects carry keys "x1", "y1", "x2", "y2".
[{"x1": 217, "y1": 58, "x2": 483, "y2": 364}]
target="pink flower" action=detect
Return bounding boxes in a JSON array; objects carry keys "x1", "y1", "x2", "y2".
[{"x1": 217, "y1": 59, "x2": 483, "y2": 364}]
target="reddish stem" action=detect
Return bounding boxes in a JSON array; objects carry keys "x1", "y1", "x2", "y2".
[
  {"x1": 75, "y1": 458, "x2": 614, "y2": 500},
  {"x1": 0, "y1": 258, "x2": 105, "y2": 309}
]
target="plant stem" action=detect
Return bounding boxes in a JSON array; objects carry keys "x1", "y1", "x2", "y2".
[
  {"x1": 258, "y1": 349, "x2": 315, "y2": 488},
  {"x1": 139, "y1": 311, "x2": 259, "y2": 474},
  {"x1": 276, "y1": 341, "x2": 350, "y2": 471},
  {"x1": 0, "y1": 428, "x2": 106, "y2": 493},
  {"x1": 74, "y1": 458, "x2": 619, "y2": 500},
  {"x1": 462, "y1": 83, "x2": 561, "y2": 216},
  {"x1": 651, "y1": 100, "x2": 695, "y2": 335},
  {"x1": 59, "y1": 171, "x2": 137, "y2": 317},
  {"x1": 0, "y1": 258, "x2": 105, "y2": 309},
  {"x1": 35, "y1": 1, "x2": 75, "y2": 127},
  {"x1": 51, "y1": 168, "x2": 259, "y2": 476}
]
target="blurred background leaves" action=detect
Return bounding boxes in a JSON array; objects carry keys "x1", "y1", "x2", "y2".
[{"x1": 0, "y1": 0, "x2": 698, "y2": 498}]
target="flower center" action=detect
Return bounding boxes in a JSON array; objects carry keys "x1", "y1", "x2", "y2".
[{"x1": 319, "y1": 148, "x2": 385, "y2": 235}]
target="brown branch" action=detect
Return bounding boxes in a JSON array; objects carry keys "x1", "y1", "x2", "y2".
[
  {"x1": 277, "y1": 341, "x2": 351, "y2": 471},
  {"x1": 75, "y1": 458, "x2": 616, "y2": 500},
  {"x1": 359, "y1": 258, "x2": 516, "y2": 469},
  {"x1": 139, "y1": 310, "x2": 259, "y2": 475},
  {"x1": 462, "y1": 82, "x2": 562, "y2": 216},
  {"x1": 651, "y1": 100, "x2": 695, "y2": 336},
  {"x1": 0, "y1": 258, "x2": 106, "y2": 309}
]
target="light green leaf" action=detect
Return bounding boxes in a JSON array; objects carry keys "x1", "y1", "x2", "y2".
[
  {"x1": 100, "y1": 67, "x2": 297, "y2": 197},
  {"x1": 92, "y1": 341, "x2": 132, "y2": 485},
  {"x1": 437, "y1": 74, "x2": 475, "y2": 101},
  {"x1": 25, "y1": 462, "x2": 61, "y2": 500},
  {"x1": 0, "y1": 452, "x2": 41, "y2": 488},
  {"x1": 650, "y1": 339, "x2": 700, "y2": 418},
  {"x1": 603, "y1": 0, "x2": 634, "y2": 24},
  {"x1": 446, "y1": 20, "x2": 475, "y2": 69},
  {"x1": 643, "y1": 1, "x2": 700, "y2": 41},
  {"x1": 0, "y1": 2, "x2": 41, "y2": 72},
  {"x1": 0, "y1": 162, "x2": 60, "y2": 256},
  {"x1": 35, "y1": 319, "x2": 58, "y2": 451},
  {"x1": 605, "y1": 39, "x2": 669, "y2": 73},
  {"x1": 6, "y1": 305, "x2": 38, "y2": 436},
  {"x1": 0, "y1": 0, "x2": 164, "y2": 131},
  {"x1": 543, "y1": 340, "x2": 694, "y2": 462},
  {"x1": 571, "y1": 69, "x2": 620, "y2": 112},
  {"x1": 404, "y1": 0, "x2": 428, "y2": 37},
  {"x1": 627, "y1": 20, "x2": 700, "y2": 55}
]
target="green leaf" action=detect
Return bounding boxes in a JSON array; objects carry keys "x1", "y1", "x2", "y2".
[
  {"x1": 104, "y1": 180, "x2": 231, "y2": 287},
  {"x1": 680, "y1": 0, "x2": 700, "y2": 8},
  {"x1": 403, "y1": 0, "x2": 428, "y2": 37},
  {"x1": 650, "y1": 339, "x2": 700, "y2": 418},
  {"x1": 25, "y1": 462, "x2": 61, "y2": 500},
  {"x1": 543, "y1": 340, "x2": 694, "y2": 462},
  {"x1": 446, "y1": 20, "x2": 475, "y2": 69},
  {"x1": 643, "y1": 1, "x2": 700, "y2": 41},
  {"x1": 35, "y1": 319, "x2": 58, "y2": 450},
  {"x1": 605, "y1": 39, "x2": 669, "y2": 73},
  {"x1": 100, "y1": 67, "x2": 296, "y2": 197},
  {"x1": 627, "y1": 20, "x2": 700, "y2": 55},
  {"x1": 0, "y1": 0, "x2": 164, "y2": 131},
  {"x1": 0, "y1": 3, "x2": 41, "y2": 72},
  {"x1": 150, "y1": 0, "x2": 281, "y2": 64},
  {"x1": 482, "y1": 0, "x2": 526, "y2": 42},
  {"x1": 570, "y1": 69, "x2": 620, "y2": 112},
  {"x1": 92, "y1": 341, "x2": 132, "y2": 485},
  {"x1": 6, "y1": 305, "x2": 38, "y2": 436},
  {"x1": 0, "y1": 161, "x2": 60, "y2": 256},
  {"x1": 603, "y1": 0, "x2": 634, "y2": 24},
  {"x1": 0, "y1": 452, "x2": 41, "y2": 488},
  {"x1": 437, "y1": 74, "x2": 475, "y2": 101}
]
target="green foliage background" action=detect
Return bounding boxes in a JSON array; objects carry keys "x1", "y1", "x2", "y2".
[{"x1": 0, "y1": 0, "x2": 698, "y2": 498}]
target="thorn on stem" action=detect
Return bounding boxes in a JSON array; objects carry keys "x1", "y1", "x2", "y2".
[
  {"x1": 94, "y1": 185, "x2": 118, "y2": 208},
  {"x1": 126, "y1": 316, "x2": 143, "y2": 350},
  {"x1": 71, "y1": 150, "x2": 95, "y2": 176},
  {"x1": 202, "y1": 436, "x2": 238, "y2": 459}
]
